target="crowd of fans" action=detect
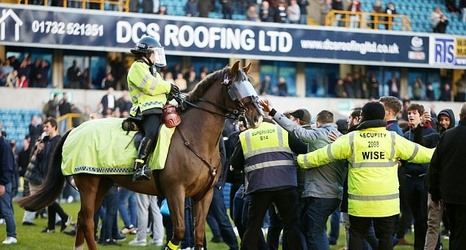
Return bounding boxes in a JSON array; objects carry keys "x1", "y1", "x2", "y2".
[
  {"x1": 19, "y1": 0, "x2": 466, "y2": 33},
  {"x1": 0, "y1": 56, "x2": 51, "y2": 89}
]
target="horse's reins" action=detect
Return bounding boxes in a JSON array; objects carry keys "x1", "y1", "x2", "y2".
[
  {"x1": 168, "y1": 74, "x2": 248, "y2": 204},
  {"x1": 179, "y1": 96, "x2": 244, "y2": 120},
  {"x1": 174, "y1": 71, "x2": 248, "y2": 120}
]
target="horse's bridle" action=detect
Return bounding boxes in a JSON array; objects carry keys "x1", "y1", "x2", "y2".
[
  {"x1": 175, "y1": 69, "x2": 261, "y2": 121},
  {"x1": 166, "y1": 69, "x2": 261, "y2": 203}
]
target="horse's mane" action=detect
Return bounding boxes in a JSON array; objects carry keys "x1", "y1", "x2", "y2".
[{"x1": 185, "y1": 67, "x2": 227, "y2": 103}]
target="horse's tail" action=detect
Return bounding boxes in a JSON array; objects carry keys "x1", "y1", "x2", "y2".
[{"x1": 18, "y1": 130, "x2": 72, "y2": 211}]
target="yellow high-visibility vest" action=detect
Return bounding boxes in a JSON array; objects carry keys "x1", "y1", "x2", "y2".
[
  {"x1": 127, "y1": 61, "x2": 171, "y2": 116},
  {"x1": 298, "y1": 126, "x2": 434, "y2": 217}
]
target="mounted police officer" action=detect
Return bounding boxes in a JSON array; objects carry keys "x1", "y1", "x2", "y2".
[{"x1": 127, "y1": 36, "x2": 179, "y2": 181}]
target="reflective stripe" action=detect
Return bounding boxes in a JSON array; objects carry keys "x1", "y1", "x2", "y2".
[
  {"x1": 140, "y1": 101, "x2": 165, "y2": 108},
  {"x1": 244, "y1": 147, "x2": 293, "y2": 159},
  {"x1": 350, "y1": 133, "x2": 355, "y2": 163},
  {"x1": 406, "y1": 143, "x2": 419, "y2": 161},
  {"x1": 349, "y1": 193, "x2": 399, "y2": 201},
  {"x1": 352, "y1": 161, "x2": 396, "y2": 168},
  {"x1": 327, "y1": 145, "x2": 336, "y2": 161},
  {"x1": 147, "y1": 74, "x2": 158, "y2": 94},
  {"x1": 244, "y1": 160, "x2": 295, "y2": 173},
  {"x1": 302, "y1": 154, "x2": 312, "y2": 169},
  {"x1": 137, "y1": 73, "x2": 153, "y2": 89},
  {"x1": 277, "y1": 127, "x2": 284, "y2": 148},
  {"x1": 244, "y1": 130, "x2": 253, "y2": 154},
  {"x1": 132, "y1": 91, "x2": 144, "y2": 100},
  {"x1": 389, "y1": 132, "x2": 396, "y2": 159}
]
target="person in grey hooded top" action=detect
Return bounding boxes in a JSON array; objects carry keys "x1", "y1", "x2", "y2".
[{"x1": 260, "y1": 100, "x2": 346, "y2": 250}]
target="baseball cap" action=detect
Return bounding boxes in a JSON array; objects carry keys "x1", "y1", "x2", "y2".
[{"x1": 289, "y1": 109, "x2": 312, "y2": 125}]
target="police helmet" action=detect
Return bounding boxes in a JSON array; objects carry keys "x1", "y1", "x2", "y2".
[{"x1": 130, "y1": 36, "x2": 167, "y2": 67}]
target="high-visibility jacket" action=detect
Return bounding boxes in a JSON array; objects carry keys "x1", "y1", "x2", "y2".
[
  {"x1": 297, "y1": 125, "x2": 434, "y2": 217},
  {"x1": 239, "y1": 122, "x2": 297, "y2": 194},
  {"x1": 127, "y1": 61, "x2": 171, "y2": 116}
]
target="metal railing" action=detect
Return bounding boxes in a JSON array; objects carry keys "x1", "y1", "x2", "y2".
[
  {"x1": 57, "y1": 113, "x2": 83, "y2": 134},
  {"x1": 325, "y1": 10, "x2": 412, "y2": 31},
  {"x1": 16, "y1": 0, "x2": 129, "y2": 12}
]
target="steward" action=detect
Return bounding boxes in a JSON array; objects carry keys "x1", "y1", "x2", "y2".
[{"x1": 296, "y1": 101, "x2": 434, "y2": 250}]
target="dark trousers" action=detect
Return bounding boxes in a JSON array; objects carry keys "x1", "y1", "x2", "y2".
[
  {"x1": 267, "y1": 205, "x2": 283, "y2": 250},
  {"x1": 328, "y1": 208, "x2": 341, "y2": 244},
  {"x1": 101, "y1": 185, "x2": 118, "y2": 241},
  {"x1": 206, "y1": 187, "x2": 239, "y2": 249},
  {"x1": 349, "y1": 214, "x2": 397, "y2": 250},
  {"x1": 47, "y1": 201, "x2": 68, "y2": 230},
  {"x1": 233, "y1": 186, "x2": 267, "y2": 249},
  {"x1": 396, "y1": 169, "x2": 413, "y2": 239},
  {"x1": 241, "y1": 187, "x2": 303, "y2": 250},
  {"x1": 405, "y1": 175, "x2": 428, "y2": 250},
  {"x1": 141, "y1": 114, "x2": 161, "y2": 139},
  {"x1": 445, "y1": 203, "x2": 466, "y2": 250}
]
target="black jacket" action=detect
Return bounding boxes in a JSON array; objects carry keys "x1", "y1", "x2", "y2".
[
  {"x1": 0, "y1": 137, "x2": 14, "y2": 185},
  {"x1": 428, "y1": 118, "x2": 466, "y2": 204}
]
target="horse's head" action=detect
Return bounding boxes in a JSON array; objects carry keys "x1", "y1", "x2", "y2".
[{"x1": 223, "y1": 61, "x2": 263, "y2": 129}]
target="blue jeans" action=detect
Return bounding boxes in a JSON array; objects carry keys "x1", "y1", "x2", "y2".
[
  {"x1": 328, "y1": 208, "x2": 340, "y2": 244},
  {"x1": 206, "y1": 212, "x2": 221, "y2": 238},
  {"x1": 118, "y1": 188, "x2": 137, "y2": 228},
  {"x1": 0, "y1": 183, "x2": 16, "y2": 238},
  {"x1": 207, "y1": 187, "x2": 238, "y2": 249},
  {"x1": 233, "y1": 185, "x2": 246, "y2": 239},
  {"x1": 101, "y1": 186, "x2": 118, "y2": 241},
  {"x1": 163, "y1": 198, "x2": 195, "y2": 248},
  {"x1": 300, "y1": 197, "x2": 341, "y2": 250},
  {"x1": 299, "y1": 14, "x2": 308, "y2": 24}
]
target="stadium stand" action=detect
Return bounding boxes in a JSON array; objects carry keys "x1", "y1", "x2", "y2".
[
  {"x1": 360, "y1": 0, "x2": 466, "y2": 34},
  {"x1": 10, "y1": 0, "x2": 466, "y2": 35},
  {"x1": 0, "y1": 109, "x2": 42, "y2": 148}
]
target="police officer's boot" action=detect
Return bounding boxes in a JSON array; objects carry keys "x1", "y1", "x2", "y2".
[{"x1": 132, "y1": 137, "x2": 153, "y2": 182}]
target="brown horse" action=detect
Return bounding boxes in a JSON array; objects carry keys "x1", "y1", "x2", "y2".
[{"x1": 18, "y1": 61, "x2": 263, "y2": 250}]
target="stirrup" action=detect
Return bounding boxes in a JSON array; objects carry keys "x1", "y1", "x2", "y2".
[
  {"x1": 132, "y1": 161, "x2": 151, "y2": 182},
  {"x1": 132, "y1": 168, "x2": 151, "y2": 182}
]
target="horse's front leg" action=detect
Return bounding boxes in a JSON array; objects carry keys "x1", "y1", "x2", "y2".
[
  {"x1": 193, "y1": 189, "x2": 214, "y2": 249},
  {"x1": 166, "y1": 192, "x2": 186, "y2": 250}
]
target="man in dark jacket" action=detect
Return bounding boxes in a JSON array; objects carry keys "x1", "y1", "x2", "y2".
[
  {"x1": 205, "y1": 138, "x2": 239, "y2": 249},
  {"x1": 0, "y1": 121, "x2": 17, "y2": 244},
  {"x1": 428, "y1": 103, "x2": 466, "y2": 250},
  {"x1": 402, "y1": 103, "x2": 437, "y2": 250},
  {"x1": 38, "y1": 118, "x2": 72, "y2": 233},
  {"x1": 418, "y1": 108, "x2": 455, "y2": 250},
  {"x1": 230, "y1": 118, "x2": 307, "y2": 250}
]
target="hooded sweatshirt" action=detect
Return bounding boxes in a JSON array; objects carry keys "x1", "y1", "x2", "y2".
[{"x1": 415, "y1": 108, "x2": 456, "y2": 148}]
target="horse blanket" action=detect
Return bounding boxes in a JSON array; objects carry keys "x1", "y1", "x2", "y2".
[{"x1": 61, "y1": 118, "x2": 175, "y2": 176}]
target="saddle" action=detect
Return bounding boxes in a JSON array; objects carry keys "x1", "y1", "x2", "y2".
[{"x1": 121, "y1": 104, "x2": 181, "y2": 148}]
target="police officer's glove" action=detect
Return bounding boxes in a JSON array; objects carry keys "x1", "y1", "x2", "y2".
[{"x1": 170, "y1": 84, "x2": 180, "y2": 95}]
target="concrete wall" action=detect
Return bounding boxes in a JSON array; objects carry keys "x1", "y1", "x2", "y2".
[
  {"x1": 0, "y1": 88, "x2": 111, "y2": 113},
  {"x1": 1, "y1": 88, "x2": 463, "y2": 121}
]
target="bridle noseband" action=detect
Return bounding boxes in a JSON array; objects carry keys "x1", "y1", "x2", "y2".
[{"x1": 175, "y1": 70, "x2": 255, "y2": 120}]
